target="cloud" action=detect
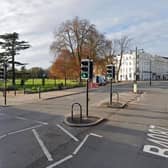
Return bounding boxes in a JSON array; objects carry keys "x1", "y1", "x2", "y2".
[{"x1": 0, "y1": 0, "x2": 168, "y2": 68}]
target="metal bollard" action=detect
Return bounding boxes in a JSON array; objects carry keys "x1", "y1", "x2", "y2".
[
  {"x1": 23, "y1": 87, "x2": 26, "y2": 95},
  {"x1": 115, "y1": 92, "x2": 119, "y2": 102},
  {"x1": 14, "y1": 86, "x2": 16, "y2": 96},
  {"x1": 71, "y1": 103, "x2": 82, "y2": 122},
  {"x1": 38, "y1": 87, "x2": 41, "y2": 99}
]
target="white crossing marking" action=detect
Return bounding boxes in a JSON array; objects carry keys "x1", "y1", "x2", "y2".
[
  {"x1": 32, "y1": 129, "x2": 53, "y2": 162},
  {"x1": 8, "y1": 124, "x2": 42, "y2": 135},
  {"x1": 15, "y1": 117, "x2": 28, "y2": 121},
  {"x1": 89, "y1": 133, "x2": 103, "y2": 138},
  {"x1": 0, "y1": 134, "x2": 7, "y2": 140},
  {"x1": 150, "y1": 125, "x2": 155, "y2": 129},
  {"x1": 15, "y1": 116, "x2": 48, "y2": 125},
  {"x1": 34, "y1": 120, "x2": 48, "y2": 125},
  {"x1": 46, "y1": 155, "x2": 73, "y2": 168},
  {"x1": 73, "y1": 134, "x2": 89, "y2": 155},
  {"x1": 56, "y1": 124, "x2": 79, "y2": 142}
]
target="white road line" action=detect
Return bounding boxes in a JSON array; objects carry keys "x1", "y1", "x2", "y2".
[
  {"x1": 15, "y1": 116, "x2": 48, "y2": 126},
  {"x1": 8, "y1": 124, "x2": 42, "y2": 135},
  {"x1": 150, "y1": 125, "x2": 155, "y2": 129},
  {"x1": 56, "y1": 124, "x2": 79, "y2": 142},
  {"x1": 0, "y1": 134, "x2": 7, "y2": 140},
  {"x1": 34, "y1": 120, "x2": 48, "y2": 125},
  {"x1": 46, "y1": 155, "x2": 73, "y2": 168},
  {"x1": 32, "y1": 129, "x2": 53, "y2": 162},
  {"x1": 73, "y1": 134, "x2": 89, "y2": 155},
  {"x1": 89, "y1": 133, "x2": 103, "y2": 138},
  {"x1": 15, "y1": 117, "x2": 28, "y2": 121}
]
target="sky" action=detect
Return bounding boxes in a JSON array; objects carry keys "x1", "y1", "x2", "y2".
[{"x1": 0, "y1": 0, "x2": 168, "y2": 68}]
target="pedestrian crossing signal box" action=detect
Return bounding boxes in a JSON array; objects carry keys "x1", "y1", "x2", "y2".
[
  {"x1": 106, "y1": 64, "x2": 115, "y2": 80},
  {"x1": 0, "y1": 68, "x2": 4, "y2": 80}
]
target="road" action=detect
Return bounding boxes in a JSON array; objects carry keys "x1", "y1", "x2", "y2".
[{"x1": 0, "y1": 81, "x2": 168, "y2": 168}]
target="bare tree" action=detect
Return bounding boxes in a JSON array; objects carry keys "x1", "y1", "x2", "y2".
[
  {"x1": 50, "y1": 17, "x2": 96, "y2": 81},
  {"x1": 85, "y1": 29, "x2": 106, "y2": 61},
  {"x1": 101, "y1": 39, "x2": 117, "y2": 64},
  {"x1": 116, "y1": 36, "x2": 131, "y2": 81}
]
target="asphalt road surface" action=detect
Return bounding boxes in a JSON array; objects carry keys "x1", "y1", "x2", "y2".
[{"x1": 0, "y1": 81, "x2": 168, "y2": 168}]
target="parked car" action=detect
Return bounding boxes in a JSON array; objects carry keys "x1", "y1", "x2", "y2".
[{"x1": 93, "y1": 75, "x2": 106, "y2": 86}]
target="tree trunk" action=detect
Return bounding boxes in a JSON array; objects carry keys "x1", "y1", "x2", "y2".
[{"x1": 12, "y1": 54, "x2": 15, "y2": 86}]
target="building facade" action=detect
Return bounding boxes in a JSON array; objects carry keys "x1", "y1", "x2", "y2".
[{"x1": 116, "y1": 51, "x2": 168, "y2": 81}]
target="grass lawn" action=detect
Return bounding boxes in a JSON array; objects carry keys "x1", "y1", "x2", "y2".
[{"x1": 0, "y1": 78, "x2": 84, "y2": 93}]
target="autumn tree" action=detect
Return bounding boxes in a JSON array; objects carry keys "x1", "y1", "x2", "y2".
[
  {"x1": 0, "y1": 32, "x2": 30, "y2": 85},
  {"x1": 50, "y1": 17, "x2": 95, "y2": 81},
  {"x1": 50, "y1": 49, "x2": 79, "y2": 85}
]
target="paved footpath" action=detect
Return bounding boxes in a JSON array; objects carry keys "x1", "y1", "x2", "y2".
[{"x1": 0, "y1": 87, "x2": 86, "y2": 106}]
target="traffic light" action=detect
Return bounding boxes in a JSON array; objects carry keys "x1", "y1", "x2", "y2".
[
  {"x1": 80, "y1": 59, "x2": 93, "y2": 80},
  {"x1": 106, "y1": 64, "x2": 115, "y2": 79},
  {"x1": 81, "y1": 59, "x2": 89, "y2": 80},
  {"x1": 0, "y1": 67, "x2": 4, "y2": 80}
]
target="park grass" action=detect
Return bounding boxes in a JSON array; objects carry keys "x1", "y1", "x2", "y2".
[{"x1": 0, "y1": 78, "x2": 84, "y2": 93}]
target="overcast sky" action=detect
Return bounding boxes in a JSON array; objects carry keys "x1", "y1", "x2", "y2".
[{"x1": 0, "y1": 0, "x2": 168, "y2": 68}]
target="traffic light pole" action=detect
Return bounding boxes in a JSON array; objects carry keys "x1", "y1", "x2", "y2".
[
  {"x1": 149, "y1": 59, "x2": 152, "y2": 86},
  {"x1": 4, "y1": 63, "x2": 7, "y2": 105},
  {"x1": 110, "y1": 78, "x2": 112, "y2": 105},
  {"x1": 86, "y1": 79, "x2": 89, "y2": 117}
]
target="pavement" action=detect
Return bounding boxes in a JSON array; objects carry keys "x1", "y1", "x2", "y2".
[
  {"x1": 0, "y1": 87, "x2": 87, "y2": 106},
  {"x1": 0, "y1": 89, "x2": 141, "y2": 125},
  {"x1": 0, "y1": 85, "x2": 139, "y2": 108}
]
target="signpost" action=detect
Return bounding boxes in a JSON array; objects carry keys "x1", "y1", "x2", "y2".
[{"x1": 0, "y1": 63, "x2": 7, "y2": 105}]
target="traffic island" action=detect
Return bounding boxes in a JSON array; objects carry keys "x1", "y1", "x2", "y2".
[
  {"x1": 64, "y1": 115, "x2": 105, "y2": 127},
  {"x1": 101, "y1": 102, "x2": 127, "y2": 108}
]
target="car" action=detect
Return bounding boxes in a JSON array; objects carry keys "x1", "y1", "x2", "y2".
[{"x1": 93, "y1": 75, "x2": 106, "y2": 86}]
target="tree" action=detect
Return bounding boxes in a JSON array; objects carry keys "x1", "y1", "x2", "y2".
[
  {"x1": 116, "y1": 36, "x2": 131, "y2": 81},
  {"x1": 85, "y1": 29, "x2": 106, "y2": 61},
  {"x1": 30, "y1": 67, "x2": 45, "y2": 78},
  {"x1": 0, "y1": 32, "x2": 30, "y2": 85},
  {"x1": 50, "y1": 17, "x2": 95, "y2": 81},
  {"x1": 49, "y1": 49, "x2": 79, "y2": 85}
]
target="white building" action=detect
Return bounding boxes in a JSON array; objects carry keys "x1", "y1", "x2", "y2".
[{"x1": 116, "y1": 51, "x2": 168, "y2": 81}]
